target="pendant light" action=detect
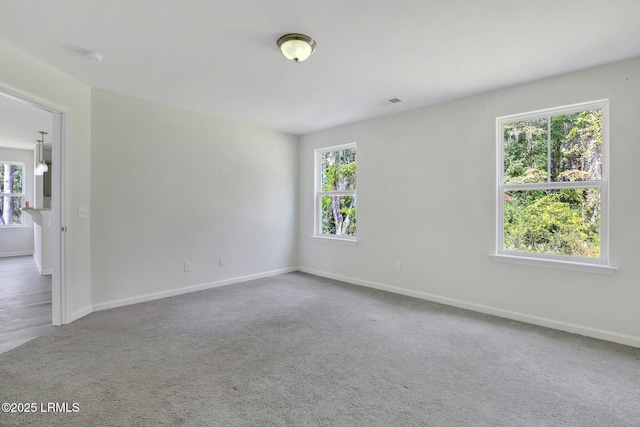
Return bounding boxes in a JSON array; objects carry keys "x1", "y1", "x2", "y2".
[{"x1": 35, "y1": 131, "x2": 48, "y2": 176}]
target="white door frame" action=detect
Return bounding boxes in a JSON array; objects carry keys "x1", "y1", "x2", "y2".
[{"x1": 0, "y1": 82, "x2": 68, "y2": 326}]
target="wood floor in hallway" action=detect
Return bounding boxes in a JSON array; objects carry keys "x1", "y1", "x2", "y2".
[{"x1": 0, "y1": 256, "x2": 52, "y2": 354}]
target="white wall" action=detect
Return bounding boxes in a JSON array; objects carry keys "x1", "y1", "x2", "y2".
[
  {"x1": 90, "y1": 89, "x2": 298, "y2": 307},
  {"x1": 2, "y1": 37, "x2": 638, "y2": 346},
  {"x1": 0, "y1": 39, "x2": 93, "y2": 320},
  {"x1": 298, "y1": 57, "x2": 640, "y2": 347},
  {"x1": 0, "y1": 147, "x2": 34, "y2": 256}
]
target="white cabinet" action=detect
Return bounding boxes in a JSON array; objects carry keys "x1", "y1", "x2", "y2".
[{"x1": 21, "y1": 208, "x2": 52, "y2": 275}]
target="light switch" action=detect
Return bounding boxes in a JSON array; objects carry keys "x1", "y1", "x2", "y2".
[{"x1": 78, "y1": 206, "x2": 88, "y2": 218}]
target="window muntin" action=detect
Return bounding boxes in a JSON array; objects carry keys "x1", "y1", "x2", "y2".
[
  {"x1": 1, "y1": 162, "x2": 25, "y2": 226},
  {"x1": 316, "y1": 144, "x2": 357, "y2": 239},
  {"x1": 497, "y1": 101, "x2": 608, "y2": 264}
]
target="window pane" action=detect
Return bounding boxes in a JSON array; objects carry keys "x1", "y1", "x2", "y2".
[
  {"x1": 321, "y1": 149, "x2": 356, "y2": 191},
  {"x1": 338, "y1": 148, "x2": 357, "y2": 191},
  {"x1": 503, "y1": 189, "x2": 600, "y2": 258},
  {"x1": 550, "y1": 110, "x2": 602, "y2": 182},
  {"x1": 0, "y1": 163, "x2": 23, "y2": 193},
  {"x1": 321, "y1": 151, "x2": 339, "y2": 191},
  {"x1": 503, "y1": 118, "x2": 548, "y2": 183},
  {"x1": 0, "y1": 196, "x2": 24, "y2": 225},
  {"x1": 321, "y1": 195, "x2": 356, "y2": 236}
]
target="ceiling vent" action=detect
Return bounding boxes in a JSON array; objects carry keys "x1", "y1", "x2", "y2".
[{"x1": 380, "y1": 97, "x2": 402, "y2": 106}]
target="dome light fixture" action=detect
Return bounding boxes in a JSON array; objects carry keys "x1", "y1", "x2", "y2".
[{"x1": 277, "y1": 33, "x2": 316, "y2": 63}]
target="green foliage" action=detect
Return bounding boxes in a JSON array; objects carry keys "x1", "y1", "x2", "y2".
[
  {"x1": 504, "y1": 189, "x2": 600, "y2": 258},
  {"x1": 502, "y1": 109, "x2": 603, "y2": 258},
  {"x1": 504, "y1": 110, "x2": 602, "y2": 184},
  {"x1": 321, "y1": 149, "x2": 356, "y2": 236},
  {"x1": 504, "y1": 118, "x2": 548, "y2": 183}
]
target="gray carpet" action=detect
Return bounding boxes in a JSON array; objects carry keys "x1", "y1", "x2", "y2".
[{"x1": 1, "y1": 272, "x2": 639, "y2": 426}]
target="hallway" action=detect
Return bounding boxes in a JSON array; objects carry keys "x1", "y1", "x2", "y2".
[{"x1": 0, "y1": 256, "x2": 52, "y2": 354}]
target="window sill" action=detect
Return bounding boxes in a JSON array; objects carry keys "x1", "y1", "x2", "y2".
[
  {"x1": 310, "y1": 235, "x2": 358, "y2": 245},
  {"x1": 0, "y1": 225, "x2": 29, "y2": 230},
  {"x1": 490, "y1": 254, "x2": 617, "y2": 275}
]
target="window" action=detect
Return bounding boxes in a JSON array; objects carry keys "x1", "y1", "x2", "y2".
[
  {"x1": 315, "y1": 144, "x2": 357, "y2": 240},
  {"x1": 496, "y1": 100, "x2": 611, "y2": 269},
  {"x1": 1, "y1": 161, "x2": 25, "y2": 226}
]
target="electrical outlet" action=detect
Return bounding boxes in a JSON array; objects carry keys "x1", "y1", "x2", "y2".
[
  {"x1": 219, "y1": 257, "x2": 226, "y2": 267},
  {"x1": 78, "y1": 206, "x2": 88, "y2": 218},
  {"x1": 184, "y1": 261, "x2": 192, "y2": 272},
  {"x1": 394, "y1": 261, "x2": 401, "y2": 273}
]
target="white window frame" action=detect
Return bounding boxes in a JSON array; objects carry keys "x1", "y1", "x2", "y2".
[
  {"x1": 313, "y1": 143, "x2": 357, "y2": 243},
  {"x1": 0, "y1": 160, "x2": 26, "y2": 228},
  {"x1": 492, "y1": 100, "x2": 616, "y2": 274}
]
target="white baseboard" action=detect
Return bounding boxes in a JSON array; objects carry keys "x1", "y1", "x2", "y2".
[
  {"x1": 0, "y1": 251, "x2": 33, "y2": 258},
  {"x1": 298, "y1": 267, "x2": 640, "y2": 349},
  {"x1": 68, "y1": 306, "x2": 93, "y2": 324},
  {"x1": 91, "y1": 267, "x2": 298, "y2": 313},
  {"x1": 64, "y1": 265, "x2": 640, "y2": 348},
  {"x1": 32, "y1": 254, "x2": 52, "y2": 275}
]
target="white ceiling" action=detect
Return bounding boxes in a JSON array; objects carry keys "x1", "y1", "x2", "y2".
[
  {"x1": 1, "y1": 0, "x2": 639, "y2": 136},
  {"x1": 0, "y1": 93, "x2": 53, "y2": 150}
]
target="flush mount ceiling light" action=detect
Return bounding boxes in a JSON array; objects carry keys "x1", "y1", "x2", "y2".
[{"x1": 277, "y1": 33, "x2": 316, "y2": 62}]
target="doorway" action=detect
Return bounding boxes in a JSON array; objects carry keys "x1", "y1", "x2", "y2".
[{"x1": 0, "y1": 85, "x2": 66, "y2": 353}]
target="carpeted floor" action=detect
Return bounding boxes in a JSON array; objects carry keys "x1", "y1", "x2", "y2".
[{"x1": 1, "y1": 272, "x2": 639, "y2": 426}]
